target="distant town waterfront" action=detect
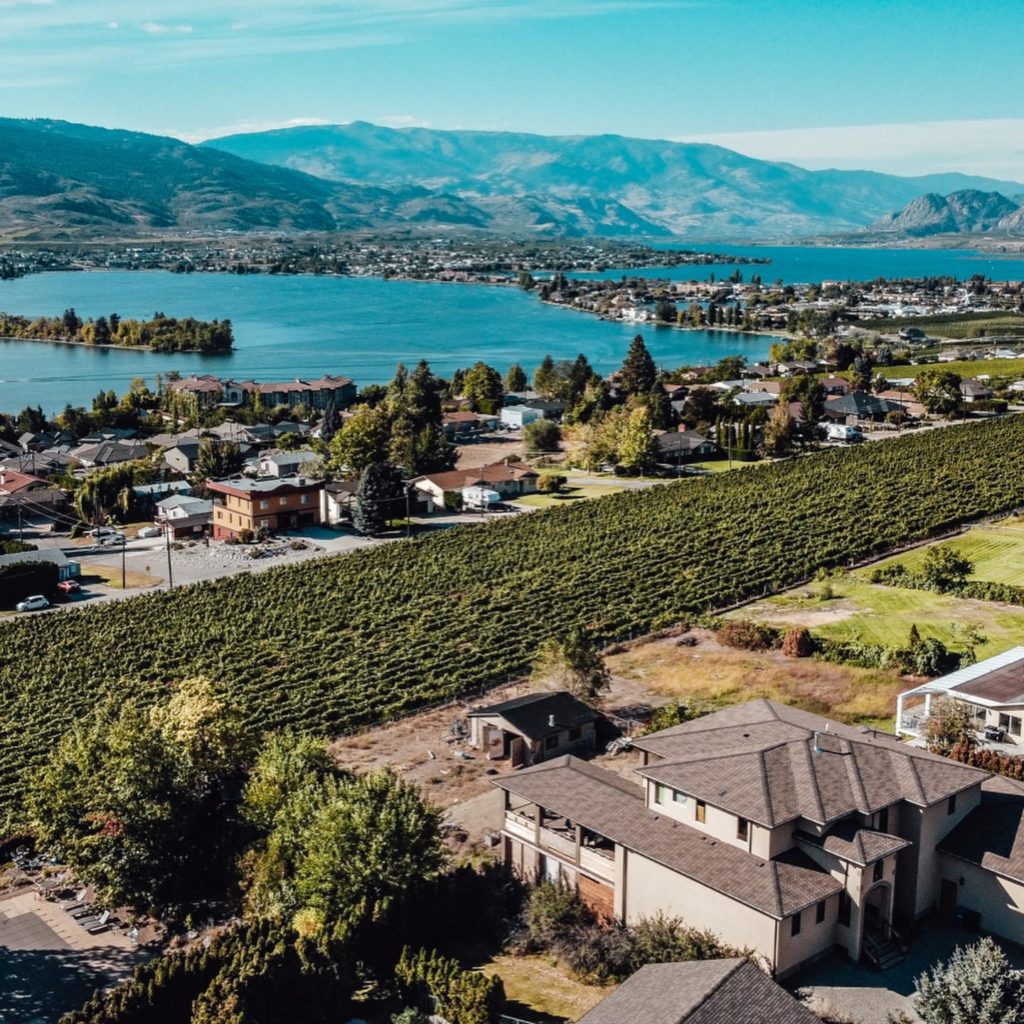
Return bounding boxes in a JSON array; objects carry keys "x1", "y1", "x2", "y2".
[
  {"x1": 0, "y1": 270, "x2": 777, "y2": 413},
  {"x1": 4, "y1": 244, "x2": 1024, "y2": 413}
]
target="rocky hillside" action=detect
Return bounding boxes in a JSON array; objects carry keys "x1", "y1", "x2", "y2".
[{"x1": 871, "y1": 189, "x2": 1024, "y2": 237}]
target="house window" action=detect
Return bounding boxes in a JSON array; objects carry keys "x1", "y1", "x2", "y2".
[
  {"x1": 999, "y1": 714, "x2": 1022, "y2": 737},
  {"x1": 790, "y1": 912, "x2": 801, "y2": 937},
  {"x1": 838, "y1": 891, "x2": 852, "y2": 927},
  {"x1": 816, "y1": 900, "x2": 826, "y2": 924},
  {"x1": 301, "y1": 494, "x2": 310, "y2": 505},
  {"x1": 544, "y1": 735, "x2": 559, "y2": 751},
  {"x1": 695, "y1": 800, "x2": 706, "y2": 824},
  {"x1": 568, "y1": 726, "x2": 581, "y2": 741},
  {"x1": 736, "y1": 817, "x2": 749, "y2": 842},
  {"x1": 877, "y1": 807, "x2": 889, "y2": 833},
  {"x1": 654, "y1": 783, "x2": 666, "y2": 804},
  {"x1": 874, "y1": 860, "x2": 884, "y2": 883},
  {"x1": 279, "y1": 497, "x2": 288, "y2": 506},
  {"x1": 259, "y1": 500, "x2": 270, "y2": 511},
  {"x1": 947, "y1": 794, "x2": 957, "y2": 816},
  {"x1": 673, "y1": 790, "x2": 687, "y2": 805}
]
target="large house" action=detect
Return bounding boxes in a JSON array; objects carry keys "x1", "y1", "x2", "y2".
[
  {"x1": 655, "y1": 429, "x2": 718, "y2": 464},
  {"x1": 208, "y1": 476, "x2": 323, "y2": 539},
  {"x1": 897, "y1": 646, "x2": 1024, "y2": 744},
  {"x1": 155, "y1": 494, "x2": 214, "y2": 539},
  {"x1": 169, "y1": 375, "x2": 355, "y2": 413},
  {"x1": 492, "y1": 698, "x2": 1022, "y2": 977}
]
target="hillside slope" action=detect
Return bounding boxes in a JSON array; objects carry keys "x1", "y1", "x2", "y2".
[
  {"x1": 206, "y1": 121, "x2": 1024, "y2": 239},
  {"x1": 871, "y1": 189, "x2": 1024, "y2": 236}
]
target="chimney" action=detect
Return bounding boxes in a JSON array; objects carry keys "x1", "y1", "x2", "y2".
[{"x1": 813, "y1": 731, "x2": 822, "y2": 754}]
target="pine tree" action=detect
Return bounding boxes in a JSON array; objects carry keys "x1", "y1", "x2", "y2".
[
  {"x1": 353, "y1": 462, "x2": 404, "y2": 536},
  {"x1": 620, "y1": 335, "x2": 656, "y2": 395},
  {"x1": 504, "y1": 363, "x2": 527, "y2": 393}
]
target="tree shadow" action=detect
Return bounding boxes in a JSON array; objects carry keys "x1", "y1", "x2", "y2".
[{"x1": 0, "y1": 945, "x2": 145, "y2": 1024}]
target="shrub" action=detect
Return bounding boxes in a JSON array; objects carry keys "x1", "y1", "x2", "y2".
[
  {"x1": 524, "y1": 881, "x2": 594, "y2": 949},
  {"x1": 716, "y1": 619, "x2": 781, "y2": 651},
  {"x1": 395, "y1": 947, "x2": 505, "y2": 1024},
  {"x1": 237, "y1": 528, "x2": 255, "y2": 545},
  {"x1": 781, "y1": 627, "x2": 814, "y2": 658}
]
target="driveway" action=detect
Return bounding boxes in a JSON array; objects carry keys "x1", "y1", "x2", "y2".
[{"x1": 789, "y1": 920, "x2": 1024, "y2": 1024}]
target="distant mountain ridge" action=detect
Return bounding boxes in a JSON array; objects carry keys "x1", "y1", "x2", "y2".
[
  {"x1": 870, "y1": 188, "x2": 1024, "y2": 236},
  {"x1": 2, "y1": 116, "x2": 1024, "y2": 241},
  {"x1": 204, "y1": 121, "x2": 1024, "y2": 239}
]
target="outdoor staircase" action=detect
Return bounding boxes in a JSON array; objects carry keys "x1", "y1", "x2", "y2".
[{"x1": 863, "y1": 932, "x2": 907, "y2": 970}]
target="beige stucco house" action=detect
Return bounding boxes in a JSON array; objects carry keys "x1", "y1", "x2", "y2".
[
  {"x1": 493, "y1": 699, "x2": 1019, "y2": 977},
  {"x1": 897, "y1": 646, "x2": 1024, "y2": 745}
]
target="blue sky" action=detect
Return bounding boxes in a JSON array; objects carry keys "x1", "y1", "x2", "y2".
[{"x1": 2, "y1": 0, "x2": 1023, "y2": 179}]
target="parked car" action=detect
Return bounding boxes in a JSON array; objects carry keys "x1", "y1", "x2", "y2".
[
  {"x1": 87, "y1": 526, "x2": 114, "y2": 538},
  {"x1": 137, "y1": 526, "x2": 162, "y2": 539},
  {"x1": 57, "y1": 580, "x2": 81, "y2": 594},
  {"x1": 99, "y1": 533, "x2": 126, "y2": 546},
  {"x1": 15, "y1": 595, "x2": 50, "y2": 612}
]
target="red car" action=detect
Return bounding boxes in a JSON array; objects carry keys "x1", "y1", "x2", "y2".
[{"x1": 57, "y1": 579, "x2": 81, "y2": 594}]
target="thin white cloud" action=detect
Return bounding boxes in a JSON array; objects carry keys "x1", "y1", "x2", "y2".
[
  {"x1": 141, "y1": 22, "x2": 194, "y2": 35},
  {"x1": 176, "y1": 117, "x2": 331, "y2": 144},
  {"x1": 679, "y1": 119, "x2": 1024, "y2": 183},
  {"x1": 378, "y1": 114, "x2": 432, "y2": 129}
]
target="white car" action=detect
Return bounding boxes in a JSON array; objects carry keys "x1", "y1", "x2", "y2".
[
  {"x1": 98, "y1": 533, "x2": 126, "y2": 546},
  {"x1": 15, "y1": 595, "x2": 50, "y2": 612},
  {"x1": 87, "y1": 526, "x2": 114, "y2": 538},
  {"x1": 137, "y1": 526, "x2": 162, "y2": 539}
]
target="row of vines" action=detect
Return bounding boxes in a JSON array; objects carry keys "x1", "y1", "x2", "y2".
[{"x1": 4, "y1": 417, "x2": 1024, "y2": 831}]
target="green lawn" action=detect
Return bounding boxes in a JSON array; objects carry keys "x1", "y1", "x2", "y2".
[
  {"x1": 891, "y1": 357, "x2": 1024, "y2": 381},
  {"x1": 515, "y1": 482, "x2": 627, "y2": 508},
  {"x1": 865, "y1": 519, "x2": 1024, "y2": 588},
  {"x1": 738, "y1": 575, "x2": 1024, "y2": 657}
]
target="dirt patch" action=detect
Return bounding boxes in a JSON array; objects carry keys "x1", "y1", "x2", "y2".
[
  {"x1": 479, "y1": 953, "x2": 610, "y2": 1022},
  {"x1": 735, "y1": 601, "x2": 858, "y2": 629},
  {"x1": 606, "y1": 628, "x2": 903, "y2": 727},
  {"x1": 455, "y1": 434, "x2": 526, "y2": 470}
]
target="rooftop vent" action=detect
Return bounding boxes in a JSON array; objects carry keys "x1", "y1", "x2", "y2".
[{"x1": 548, "y1": 714, "x2": 556, "y2": 728}]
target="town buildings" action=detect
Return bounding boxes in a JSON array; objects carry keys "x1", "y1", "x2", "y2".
[{"x1": 208, "y1": 476, "x2": 323, "y2": 539}]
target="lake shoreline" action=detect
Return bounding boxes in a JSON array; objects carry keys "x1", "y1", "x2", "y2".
[{"x1": 0, "y1": 333, "x2": 231, "y2": 354}]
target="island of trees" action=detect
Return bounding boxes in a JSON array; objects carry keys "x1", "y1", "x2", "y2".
[{"x1": 0, "y1": 308, "x2": 234, "y2": 353}]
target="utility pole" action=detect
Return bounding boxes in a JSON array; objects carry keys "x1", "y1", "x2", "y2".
[
  {"x1": 164, "y1": 525, "x2": 174, "y2": 589},
  {"x1": 17, "y1": 501, "x2": 23, "y2": 545},
  {"x1": 121, "y1": 533, "x2": 126, "y2": 591}
]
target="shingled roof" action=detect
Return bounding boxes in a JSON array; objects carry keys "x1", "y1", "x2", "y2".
[
  {"x1": 634, "y1": 699, "x2": 987, "y2": 826},
  {"x1": 467, "y1": 691, "x2": 599, "y2": 740},
  {"x1": 494, "y1": 756, "x2": 840, "y2": 919},
  {"x1": 795, "y1": 821, "x2": 910, "y2": 867},
  {"x1": 938, "y1": 775, "x2": 1024, "y2": 885},
  {"x1": 576, "y1": 959, "x2": 820, "y2": 1024}
]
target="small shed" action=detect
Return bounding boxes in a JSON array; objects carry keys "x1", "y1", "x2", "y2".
[{"x1": 468, "y1": 691, "x2": 601, "y2": 766}]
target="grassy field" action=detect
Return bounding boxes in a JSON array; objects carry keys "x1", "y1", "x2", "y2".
[
  {"x1": 737, "y1": 575, "x2": 1024, "y2": 657},
  {"x1": 858, "y1": 312, "x2": 1024, "y2": 340},
  {"x1": 891, "y1": 357, "x2": 1024, "y2": 381},
  {"x1": 515, "y1": 483, "x2": 627, "y2": 508},
  {"x1": 867, "y1": 517, "x2": 1024, "y2": 587},
  {"x1": 82, "y1": 564, "x2": 162, "y2": 590},
  {"x1": 478, "y1": 954, "x2": 609, "y2": 1023},
  {"x1": 606, "y1": 631, "x2": 904, "y2": 730}
]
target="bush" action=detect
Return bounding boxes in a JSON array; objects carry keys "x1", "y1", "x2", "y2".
[
  {"x1": 394, "y1": 947, "x2": 504, "y2": 1024},
  {"x1": 781, "y1": 627, "x2": 814, "y2": 658},
  {"x1": 537, "y1": 474, "x2": 567, "y2": 494},
  {"x1": 523, "y1": 418, "x2": 561, "y2": 453},
  {"x1": 525, "y1": 881, "x2": 594, "y2": 949},
  {"x1": 716, "y1": 619, "x2": 781, "y2": 651},
  {"x1": 237, "y1": 528, "x2": 255, "y2": 545}
]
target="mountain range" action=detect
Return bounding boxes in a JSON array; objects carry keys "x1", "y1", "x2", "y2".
[
  {"x1": 2, "y1": 116, "x2": 1023, "y2": 241},
  {"x1": 869, "y1": 189, "x2": 1024, "y2": 237}
]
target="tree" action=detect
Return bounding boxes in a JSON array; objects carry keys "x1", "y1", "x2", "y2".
[
  {"x1": 920, "y1": 545, "x2": 973, "y2": 592},
  {"x1": 848, "y1": 354, "x2": 874, "y2": 393},
  {"x1": 617, "y1": 406, "x2": 658, "y2": 474},
  {"x1": 912, "y1": 937, "x2": 1024, "y2": 1024},
  {"x1": 462, "y1": 362, "x2": 503, "y2": 413},
  {"x1": 681, "y1": 387, "x2": 718, "y2": 429},
  {"x1": 619, "y1": 335, "x2": 656, "y2": 395},
  {"x1": 761, "y1": 402, "x2": 796, "y2": 457},
  {"x1": 915, "y1": 369, "x2": 964, "y2": 418},
  {"x1": 533, "y1": 355, "x2": 557, "y2": 399},
  {"x1": 530, "y1": 627, "x2": 610, "y2": 702},
  {"x1": 191, "y1": 439, "x2": 244, "y2": 494},
  {"x1": 645, "y1": 385, "x2": 674, "y2": 430},
  {"x1": 27, "y1": 678, "x2": 253, "y2": 912},
  {"x1": 523, "y1": 418, "x2": 561, "y2": 453},
  {"x1": 924, "y1": 697, "x2": 978, "y2": 755},
  {"x1": 504, "y1": 363, "x2": 527, "y2": 393},
  {"x1": 781, "y1": 375, "x2": 826, "y2": 424},
  {"x1": 353, "y1": 462, "x2": 405, "y2": 536},
  {"x1": 328, "y1": 404, "x2": 390, "y2": 477}
]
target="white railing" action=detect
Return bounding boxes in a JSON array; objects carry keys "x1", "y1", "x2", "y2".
[{"x1": 580, "y1": 845, "x2": 615, "y2": 882}]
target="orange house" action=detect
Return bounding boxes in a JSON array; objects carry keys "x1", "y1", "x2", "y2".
[{"x1": 208, "y1": 476, "x2": 323, "y2": 540}]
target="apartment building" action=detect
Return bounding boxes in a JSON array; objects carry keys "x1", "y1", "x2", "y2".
[{"x1": 208, "y1": 476, "x2": 323, "y2": 539}]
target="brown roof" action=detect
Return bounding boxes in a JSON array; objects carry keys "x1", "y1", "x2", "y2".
[
  {"x1": 952, "y1": 663, "x2": 1024, "y2": 705},
  {"x1": 577, "y1": 959, "x2": 820, "y2": 1024},
  {"x1": 494, "y1": 755, "x2": 840, "y2": 918},
  {"x1": 938, "y1": 775, "x2": 1024, "y2": 884},
  {"x1": 795, "y1": 822, "x2": 910, "y2": 867},
  {"x1": 415, "y1": 461, "x2": 538, "y2": 491},
  {"x1": 634, "y1": 700, "x2": 987, "y2": 826}
]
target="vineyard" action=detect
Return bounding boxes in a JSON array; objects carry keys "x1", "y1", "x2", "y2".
[{"x1": 3, "y1": 417, "x2": 1024, "y2": 832}]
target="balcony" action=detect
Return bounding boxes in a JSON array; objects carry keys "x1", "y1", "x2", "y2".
[{"x1": 503, "y1": 810, "x2": 615, "y2": 883}]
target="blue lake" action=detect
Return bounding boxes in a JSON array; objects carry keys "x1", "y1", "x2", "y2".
[
  {"x1": 0, "y1": 270, "x2": 775, "y2": 414},
  {"x1": 2, "y1": 244, "x2": 1024, "y2": 414}
]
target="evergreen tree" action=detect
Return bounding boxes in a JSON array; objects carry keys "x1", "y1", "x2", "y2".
[
  {"x1": 913, "y1": 937, "x2": 1024, "y2": 1024},
  {"x1": 462, "y1": 362, "x2": 503, "y2": 413},
  {"x1": 645, "y1": 385, "x2": 674, "y2": 429},
  {"x1": 504, "y1": 363, "x2": 527, "y2": 393},
  {"x1": 353, "y1": 462, "x2": 404, "y2": 536},
  {"x1": 533, "y1": 354, "x2": 556, "y2": 398},
  {"x1": 619, "y1": 335, "x2": 657, "y2": 395}
]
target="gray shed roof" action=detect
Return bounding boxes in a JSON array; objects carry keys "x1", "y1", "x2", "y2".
[{"x1": 576, "y1": 959, "x2": 820, "y2": 1024}]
